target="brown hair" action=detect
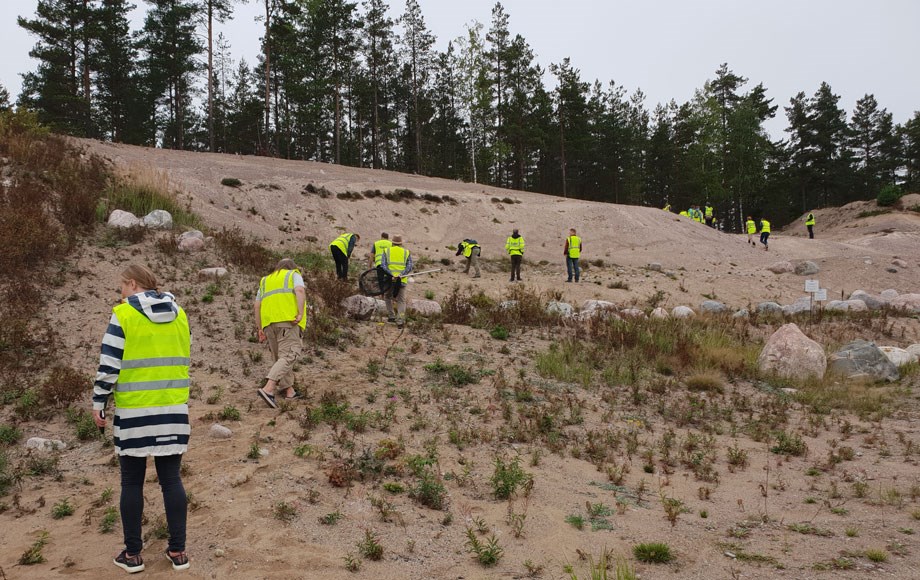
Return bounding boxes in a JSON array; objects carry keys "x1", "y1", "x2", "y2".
[
  {"x1": 121, "y1": 264, "x2": 158, "y2": 291},
  {"x1": 274, "y1": 258, "x2": 298, "y2": 272}
]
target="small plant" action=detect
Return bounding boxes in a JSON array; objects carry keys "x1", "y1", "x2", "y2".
[
  {"x1": 771, "y1": 431, "x2": 807, "y2": 456},
  {"x1": 218, "y1": 405, "x2": 240, "y2": 421},
  {"x1": 410, "y1": 470, "x2": 447, "y2": 510},
  {"x1": 19, "y1": 531, "x2": 49, "y2": 565},
  {"x1": 357, "y1": 529, "x2": 384, "y2": 560},
  {"x1": 660, "y1": 494, "x2": 689, "y2": 527},
  {"x1": 382, "y1": 482, "x2": 405, "y2": 494},
  {"x1": 273, "y1": 501, "x2": 298, "y2": 522},
  {"x1": 319, "y1": 510, "x2": 344, "y2": 525},
  {"x1": 343, "y1": 552, "x2": 361, "y2": 572},
  {"x1": 51, "y1": 497, "x2": 75, "y2": 519},
  {"x1": 633, "y1": 542, "x2": 672, "y2": 564},
  {"x1": 221, "y1": 177, "x2": 242, "y2": 187},
  {"x1": 465, "y1": 527, "x2": 503, "y2": 566},
  {"x1": 865, "y1": 548, "x2": 889, "y2": 563},
  {"x1": 490, "y1": 325, "x2": 509, "y2": 340},
  {"x1": 0, "y1": 424, "x2": 22, "y2": 445},
  {"x1": 726, "y1": 443, "x2": 749, "y2": 470},
  {"x1": 845, "y1": 527, "x2": 860, "y2": 537},
  {"x1": 100, "y1": 506, "x2": 118, "y2": 533},
  {"x1": 491, "y1": 456, "x2": 532, "y2": 500},
  {"x1": 565, "y1": 514, "x2": 585, "y2": 530},
  {"x1": 247, "y1": 443, "x2": 262, "y2": 460},
  {"x1": 425, "y1": 290, "x2": 435, "y2": 300}
]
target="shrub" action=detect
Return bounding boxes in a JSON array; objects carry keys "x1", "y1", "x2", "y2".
[
  {"x1": 465, "y1": 528, "x2": 503, "y2": 566},
  {"x1": 357, "y1": 529, "x2": 384, "y2": 560},
  {"x1": 877, "y1": 184, "x2": 901, "y2": 207},
  {"x1": 18, "y1": 531, "x2": 49, "y2": 565},
  {"x1": 213, "y1": 227, "x2": 275, "y2": 275},
  {"x1": 104, "y1": 169, "x2": 201, "y2": 229},
  {"x1": 410, "y1": 470, "x2": 447, "y2": 510},
  {"x1": 41, "y1": 366, "x2": 88, "y2": 406},
  {"x1": 633, "y1": 542, "x2": 672, "y2": 563},
  {"x1": 51, "y1": 497, "x2": 75, "y2": 519},
  {"x1": 66, "y1": 407, "x2": 101, "y2": 441},
  {"x1": 0, "y1": 424, "x2": 22, "y2": 445},
  {"x1": 489, "y1": 325, "x2": 509, "y2": 340},
  {"x1": 221, "y1": 177, "x2": 242, "y2": 187},
  {"x1": 218, "y1": 405, "x2": 241, "y2": 421},
  {"x1": 771, "y1": 431, "x2": 807, "y2": 456}
]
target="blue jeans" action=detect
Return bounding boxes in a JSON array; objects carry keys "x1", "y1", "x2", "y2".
[
  {"x1": 566, "y1": 257, "x2": 580, "y2": 281},
  {"x1": 120, "y1": 454, "x2": 187, "y2": 554}
]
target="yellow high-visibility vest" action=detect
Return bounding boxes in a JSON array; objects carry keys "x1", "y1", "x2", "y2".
[
  {"x1": 805, "y1": 213, "x2": 815, "y2": 226},
  {"x1": 383, "y1": 246, "x2": 409, "y2": 277},
  {"x1": 760, "y1": 219, "x2": 771, "y2": 233},
  {"x1": 462, "y1": 241, "x2": 480, "y2": 258},
  {"x1": 259, "y1": 269, "x2": 307, "y2": 330},
  {"x1": 746, "y1": 220, "x2": 756, "y2": 234},
  {"x1": 330, "y1": 233, "x2": 355, "y2": 255},
  {"x1": 567, "y1": 235, "x2": 581, "y2": 258},
  {"x1": 373, "y1": 239, "x2": 392, "y2": 267},
  {"x1": 112, "y1": 303, "x2": 190, "y2": 410},
  {"x1": 505, "y1": 236, "x2": 525, "y2": 256}
]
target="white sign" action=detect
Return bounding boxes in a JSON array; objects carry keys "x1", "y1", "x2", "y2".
[
  {"x1": 804, "y1": 280, "x2": 819, "y2": 293},
  {"x1": 815, "y1": 289, "x2": 827, "y2": 301}
]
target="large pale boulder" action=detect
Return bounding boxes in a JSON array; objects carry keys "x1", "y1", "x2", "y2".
[
  {"x1": 650, "y1": 307, "x2": 669, "y2": 319},
  {"x1": 849, "y1": 290, "x2": 885, "y2": 310},
  {"x1": 342, "y1": 295, "x2": 379, "y2": 320},
  {"x1": 700, "y1": 300, "x2": 728, "y2": 314},
  {"x1": 767, "y1": 261, "x2": 794, "y2": 274},
  {"x1": 107, "y1": 209, "x2": 141, "y2": 228},
  {"x1": 198, "y1": 267, "x2": 228, "y2": 280},
  {"x1": 906, "y1": 344, "x2": 920, "y2": 361},
  {"x1": 783, "y1": 297, "x2": 812, "y2": 315},
  {"x1": 582, "y1": 300, "x2": 617, "y2": 314},
  {"x1": 794, "y1": 261, "x2": 820, "y2": 276},
  {"x1": 143, "y1": 209, "x2": 174, "y2": 229},
  {"x1": 878, "y1": 346, "x2": 916, "y2": 367},
  {"x1": 889, "y1": 294, "x2": 920, "y2": 313},
  {"x1": 732, "y1": 309, "x2": 749, "y2": 319},
  {"x1": 756, "y1": 301, "x2": 783, "y2": 315},
  {"x1": 879, "y1": 289, "x2": 899, "y2": 301},
  {"x1": 827, "y1": 339, "x2": 899, "y2": 382},
  {"x1": 671, "y1": 306, "x2": 695, "y2": 318},
  {"x1": 408, "y1": 299, "x2": 442, "y2": 316},
  {"x1": 26, "y1": 437, "x2": 67, "y2": 451},
  {"x1": 757, "y1": 323, "x2": 826, "y2": 379},
  {"x1": 619, "y1": 307, "x2": 646, "y2": 319},
  {"x1": 844, "y1": 299, "x2": 868, "y2": 312},
  {"x1": 178, "y1": 229, "x2": 205, "y2": 242},
  {"x1": 179, "y1": 236, "x2": 205, "y2": 253},
  {"x1": 546, "y1": 301, "x2": 574, "y2": 317}
]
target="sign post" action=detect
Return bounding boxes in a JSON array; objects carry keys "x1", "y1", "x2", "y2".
[{"x1": 804, "y1": 280, "x2": 820, "y2": 317}]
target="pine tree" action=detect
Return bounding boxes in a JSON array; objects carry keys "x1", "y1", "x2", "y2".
[
  {"x1": 196, "y1": 0, "x2": 243, "y2": 152},
  {"x1": 398, "y1": 0, "x2": 435, "y2": 173},
  {"x1": 808, "y1": 82, "x2": 855, "y2": 206},
  {"x1": 902, "y1": 112, "x2": 920, "y2": 192},
  {"x1": 0, "y1": 84, "x2": 10, "y2": 111},
  {"x1": 361, "y1": 0, "x2": 398, "y2": 169},
  {"x1": 18, "y1": 0, "x2": 95, "y2": 135},
  {"x1": 849, "y1": 94, "x2": 883, "y2": 197},
  {"x1": 94, "y1": 0, "x2": 143, "y2": 143},
  {"x1": 428, "y1": 43, "x2": 468, "y2": 179},
  {"x1": 549, "y1": 58, "x2": 590, "y2": 198}
]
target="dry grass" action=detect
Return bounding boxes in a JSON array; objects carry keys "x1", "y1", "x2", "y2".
[{"x1": 102, "y1": 166, "x2": 201, "y2": 229}]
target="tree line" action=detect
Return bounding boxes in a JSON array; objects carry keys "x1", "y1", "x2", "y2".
[{"x1": 12, "y1": 0, "x2": 920, "y2": 229}]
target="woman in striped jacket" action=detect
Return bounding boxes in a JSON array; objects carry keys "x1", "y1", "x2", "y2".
[{"x1": 92, "y1": 264, "x2": 191, "y2": 573}]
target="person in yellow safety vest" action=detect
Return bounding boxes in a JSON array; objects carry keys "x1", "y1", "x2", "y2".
[
  {"x1": 255, "y1": 258, "x2": 307, "y2": 408},
  {"x1": 679, "y1": 210, "x2": 690, "y2": 218},
  {"x1": 693, "y1": 206, "x2": 703, "y2": 223},
  {"x1": 505, "y1": 228, "x2": 525, "y2": 282},
  {"x1": 91, "y1": 264, "x2": 192, "y2": 573},
  {"x1": 455, "y1": 239, "x2": 482, "y2": 278},
  {"x1": 329, "y1": 232, "x2": 361, "y2": 280},
  {"x1": 662, "y1": 203, "x2": 671, "y2": 212},
  {"x1": 564, "y1": 228, "x2": 582, "y2": 282},
  {"x1": 745, "y1": 216, "x2": 757, "y2": 247},
  {"x1": 759, "y1": 218, "x2": 771, "y2": 251},
  {"x1": 380, "y1": 235, "x2": 413, "y2": 327},
  {"x1": 367, "y1": 232, "x2": 392, "y2": 268},
  {"x1": 704, "y1": 204, "x2": 714, "y2": 227},
  {"x1": 804, "y1": 211, "x2": 816, "y2": 239}
]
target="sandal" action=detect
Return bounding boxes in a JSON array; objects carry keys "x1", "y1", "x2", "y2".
[{"x1": 258, "y1": 388, "x2": 277, "y2": 409}]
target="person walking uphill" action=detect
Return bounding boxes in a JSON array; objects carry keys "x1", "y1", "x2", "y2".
[
  {"x1": 760, "y1": 217, "x2": 771, "y2": 251},
  {"x1": 255, "y1": 258, "x2": 307, "y2": 409},
  {"x1": 804, "y1": 211, "x2": 816, "y2": 239},
  {"x1": 329, "y1": 232, "x2": 360, "y2": 280},
  {"x1": 505, "y1": 229, "x2": 525, "y2": 282},
  {"x1": 92, "y1": 265, "x2": 191, "y2": 574},
  {"x1": 564, "y1": 228, "x2": 582, "y2": 282},
  {"x1": 456, "y1": 239, "x2": 481, "y2": 278},
  {"x1": 746, "y1": 216, "x2": 757, "y2": 247},
  {"x1": 381, "y1": 235, "x2": 413, "y2": 327}
]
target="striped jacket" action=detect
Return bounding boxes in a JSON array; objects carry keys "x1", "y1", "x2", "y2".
[{"x1": 93, "y1": 290, "x2": 191, "y2": 457}]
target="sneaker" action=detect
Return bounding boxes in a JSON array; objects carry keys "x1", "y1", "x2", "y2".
[
  {"x1": 114, "y1": 550, "x2": 145, "y2": 574},
  {"x1": 396, "y1": 320, "x2": 405, "y2": 328},
  {"x1": 258, "y1": 388, "x2": 277, "y2": 409},
  {"x1": 165, "y1": 550, "x2": 190, "y2": 571},
  {"x1": 387, "y1": 316, "x2": 396, "y2": 323}
]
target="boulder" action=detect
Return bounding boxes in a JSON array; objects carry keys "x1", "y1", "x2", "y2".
[
  {"x1": 782, "y1": 297, "x2": 812, "y2": 315},
  {"x1": 650, "y1": 307, "x2": 669, "y2": 319},
  {"x1": 498, "y1": 300, "x2": 518, "y2": 310},
  {"x1": 849, "y1": 290, "x2": 886, "y2": 310},
  {"x1": 757, "y1": 323, "x2": 826, "y2": 379},
  {"x1": 906, "y1": 344, "x2": 920, "y2": 361},
  {"x1": 107, "y1": 209, "x2": 141, "y2": 228},
  {"x1": 408, "y1": 299, "x2": 442, "y2": 316},
  {"x1": 756, "y1": 301, "x2": 783, "y2": 315},
  {"x1": 647, "y1": 262, "x2": 663, "y2": 272},
  {"x1": 25, "y1": 437, "x2": 67, "y2": 451},
  {"x1": 732, "y1": 309, "x2": 750, "y2": 319},
  {"x1": 671, "y1": 306, "x2": 695, "y2": 318},
  {"x1": 827, "y1": 339, "x2": 899, "y2": 382},
  {"x1": 619, "y1": 307, "x2": 646, "y2": 319},
  {"x1": 879, "y1": 289, "x2": 899, "y2": 301},
  {"x1": 767, "y1": 261, "x2": 794, "y2": 274},
  {"x1": 845, "y1": 299, "x2": 868, "y2": 312},
  {"x1": 342, "y1": 295, "x2": 379, "y2": 320},
  {"x1": 178, "y1": 229, "x2": 205, "y2": 242},
  {"x1": 546, "y1": 301, "x2": 574, "y2": 317},
  {"x1": 878, "y1": 346, "x2": 916, "y2": 367},
  {"x1": 179, "y1": 236, "x2": 206, "y2": 253},
  {"x1": 889, "y1": 293, "x2": 920, "y2": 313},
  {"x1": 209, "y1": 424, "x2": 233, "y2": 439},
  {"x1": 373, "y1": 298, "x2": 388, "y2": 316},
  {"x1": 142, "y1": 209, "x2": 174, "y2": 229},
  {"x1": 700, "y1": 300, "x2": 728, "y2": 314},
  {"x1": 582, "y1": 300, "x2": 617, "y2": 314},
  {"x1": 825, "y1": 300, "x2": 850, "y2": 312},
  {"x1": 892, "y1": 259, "x2": 908, "y2": 268},
  {"x1": 794, "y1": 261, "x2": 820, "y2": 276},
  {"x1": 198, "y1": 267, "x2": 228, "y2": 280}
]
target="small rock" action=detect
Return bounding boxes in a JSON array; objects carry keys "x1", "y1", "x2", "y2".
[
  {"x1": 107, "y1": 209, "x2": 141, "y2": 228},
  {"x1": 215, "y1": 549, "x2": 225, "y2": 558},
  {"x1": 408, "y1": 299, "x2": 442, "y2": 316},
  {"x1": 498, "y1": 300, "x2": 519, "y2": 310},
  {"x1": 342, "y1": 295, "x2": 378, "y2": 320},
  {"x1": 178, "y1": 236, "x2": 206, "y2": 253},
  {"x1": 259, "y1": 448, "x2": 270, "y2": 457},
  {"x1": 619, "y1": 308, "x2": 646, "y2": 319},
  {"x1": 671, "y1": 306, "x2": 695, "y2": 318},
  {"x1": 732, "y1": 309, "x2": 749, "y2": 319},
  {"x1": 780, "y1": 388, "x2": 799, "y2": 395},
  {"x1": 209, "y1": 424, "x2": 233, "y2": 439},
  {"x1": 879, "y1": 289, "x2": 899, "y2": 300},
  {"x1": 142, "y1": 209, "x2": 174, "y2": 229},
  {"x1": 198, "y1": 267, "x2": 228, "y2": 280},
  {"x1": 650, "y1": 307, "x2": 669, "y2": 319},
  {"x1": 849, "y1": 290, "x2": 886, "y2": 310},
  {"x1": 886, "y1": 267, "x2": 898, "y2": 274},
  {"x1": 178, "y1": 229, "x2": 205, "y2": 242},
  {"x1": 546, "y1": 301, "x2": 574, "y2": 317},
  {"x1": 889, "y1": 293, "x2": 920, "y2": 313},
  {"x1": 582, "y1": 300, "x2": 617, "y2": 313},
  {"x1": 756, "y1": 301, "x2": 783, "y2": 315},
  {"x1": 783, "y1": 297, "x2": 813, "y2": 315},
  {"x1": 905, "y1": 344, "x2": 920, "y2": 361},
  {"x1": 700, "y1": 300, "x2": 728, "y2": 314},
  {"x1": 647, "y1": 262, "x2": 663, "y2": 272},
  {"x1": 892, "y1": 259, "x2": 908, "y2": 268},
  {"x1": 26, "y1": 437, "x2": 67, "y2": 451},
  {"x1": 794, "y1": 261, "x2": 820, "y2": 276},
  {"x1": 767, "y1": 261, "x2": 794, "y2": 274}
]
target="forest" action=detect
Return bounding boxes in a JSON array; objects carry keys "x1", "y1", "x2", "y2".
[{"x1": 10, "y1": 0, "x2": 920, "y2": 229}]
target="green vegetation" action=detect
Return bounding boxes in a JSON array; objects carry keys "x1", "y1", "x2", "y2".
[
  {"x1": 490, "y1": 456, "x2": 532, "y2": 500},
  {"x1": 51, "y1": 497, "x2": 75, "y2": 519},
  {"x1": 18, "y1": 531, "x2": 49, "y2": 565},
  {"x1": 633, "y1": 542, "x2": 672, "y2": 564},
  {"x1": 465, "y1": 527, "x2": 503, "y2": 566},
  {"x1": 876, "y1": 184, "x2": 901, "y2": 207}
]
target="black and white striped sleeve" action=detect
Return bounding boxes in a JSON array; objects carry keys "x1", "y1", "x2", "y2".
[{"x1": 92, "y1": 313, "x2": 124, "y2": 411}]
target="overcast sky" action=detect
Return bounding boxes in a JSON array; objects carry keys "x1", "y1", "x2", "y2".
[{"x1": 2, "y1": 0, "x2": 918, "y2": 139}]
